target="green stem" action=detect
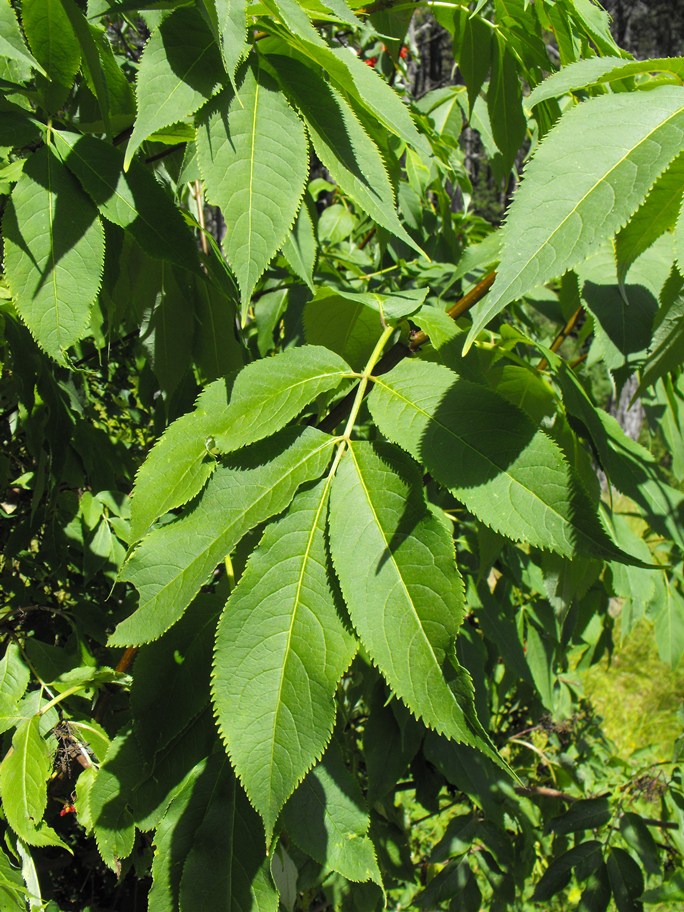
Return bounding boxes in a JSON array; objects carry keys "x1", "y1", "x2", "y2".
[
  {"x1": 328, "y1": 324, "x2": 395, "y2": 475},
  {"x1": 38, "y1": 685, "x2": 83, "y2": 717}
]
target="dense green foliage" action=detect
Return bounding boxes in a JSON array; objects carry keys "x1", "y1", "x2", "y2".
[{"x1": 0, "y1": 0, "x2": 683, "y2": 909}]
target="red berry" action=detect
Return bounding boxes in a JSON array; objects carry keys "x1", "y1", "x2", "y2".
[
  {"x1": 60, "y1": 804, "x2": 76, "y2": 817},
  {"x1": 366, "y1": 56, "x2": 378, "y2": 66},
  {"x1": 399, "y1": 46, "x2": 409, "y2": 59}
]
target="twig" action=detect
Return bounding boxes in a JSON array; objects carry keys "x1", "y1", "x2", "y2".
[
  {"x1": 409, "y1": 271, "x2": 497, "y2": 350},
  {"x1": 537, "y1": 305, "x2": 582, "y2": 371}
]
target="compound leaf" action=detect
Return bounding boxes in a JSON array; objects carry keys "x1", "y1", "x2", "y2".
[
  {"x1": 197, "y1": 58, "x2": 309, "y2": 310},
  {"x1": 467, "y1": 87, "x2": 684, "y2": 349},
  {"x1": 213, "y1": 478, "x2": 356, "y2": 841},
  {"x1": 368, "y1": 359, "x2": 639, "y2": 563},
  {"x1": 329, "y1": 441, "x2": 499, "y2": 762},
  {"x1": 112, "y1": 427, "x2": 335, "y2": 646},
  {"x1": 3, "y1": 146, "x2": 104, "y2": 361},
  {"x1": 22, "y1": 0, "x2": 80, "y2": 110},
  {"x1": 124, "y1": 6, "x2": 224, "y2": 169}
]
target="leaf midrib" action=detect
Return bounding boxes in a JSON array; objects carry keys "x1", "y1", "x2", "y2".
[{"x1": 346, "y1": 443, "x2": 448, "y2": 699}]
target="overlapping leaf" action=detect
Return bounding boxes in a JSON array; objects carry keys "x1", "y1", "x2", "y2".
[
  {"x1": 0, "y1": 0, "x2": 45, "y2": 76},
  {"x1": 149, "y1": 752, "x2": 278, "y2": 912},
  {"x1": 329, "y1": 441, "x2": 498, "y2": 761},
  {"x1": 3, "y1": 146, "x2": 105, "y2": 361},
  {"x1": 22, "y1": 0, "x2": 80, "y2": 110},
  {"x1": 272, "y1": 54, "x2": 422, "y2": 255},
  {"x1": 368, "y1": 359, "x2": 639, "y2": 563},
  {"x1": 124, "y1": 6, "x2": 224, "y2": 169},
  {"x1": 53, "y1": 131, "x2": 199, "y2": 269},
  {"x1": 112, "y1": 427, "x2": 335, "y2": 646},
  {"x1": 283, "y1": 742, "x2": 382, "y2": 885},
  {"x1": 466, "y1": 87, "x2": 684, "y2": 349},
  {"x1": 197, "y1": 58, "x2": 309, "y2": 309},
  {"x1": 213, "y1": 479, "x2": 357, "y2": 841}
]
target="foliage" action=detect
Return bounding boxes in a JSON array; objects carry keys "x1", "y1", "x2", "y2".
[{"x1": 0, "y1": 0, "x2": 683, "y2": 909}]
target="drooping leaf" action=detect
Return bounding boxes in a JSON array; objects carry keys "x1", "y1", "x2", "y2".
[
  {"x1": 368, "y1": 359, "x2": 638, "y2": 563},
  {"x1": 0, "y1": 716, "x2": 64, "y2": 848},
  {"x1": 282, "y1": 200, "x2": 316, "y2": 291},
  {"x1": 53, "y1": 131, "x2": 200, "y2": 269},
  {"x1": 139, "y1": 264, "x2": 194, "y2": 398},
  {"x1": 329, "y1": 441, "x2": 499, "y2": 761},
  {"x1": 112, "y1": 427, "x2": 335, "y2": 645},
  {"x1": 178, "y1": 753, "x2": 279, "y2": 912},
  {"x1": 488, "y1": 37, "x2": 526, "y2": 174},
  {"x1": 271, "y1": 54, "x2": 422, "y2": 255},
  {"x1": 675, "y1": 191, "x2": 684, "y2": 273},
  {"x1": 197, "y1": 59, "x2": 309, "y2": 310},
  {"x1": 3, "y1": 146, "x2": 105, "y2": 361},
  {"x1": 533, "y1": 841, "x2": 603, "y2": 901},
  {"x1": 208, "y1": 344, "x2": 352, "y2": 453},
  {"x1": 130, "y1": 595, "x2": 220, "y2": 759},
  {"x1": 283, "y1": 740, "x2": 382, "y2": 885},
  {"x1": 22, "y1": 0, "x2": 80, "y2": 111},
  {"x1": 637, "y1": 272, "x2": 684, "y2": 393},
  {"x1": 466, "y1": 87, "x2": 684, "y2": 349},
  {"x1": 0, "y1": 0, "x2": 46, "y2": 77},
  {"x1": 607, "y1": 847, "x2": 644, "y2": 912},
  {"x1": 124, "y1": 6, "x2": 224, "y2": 170},
  {"x1": 213, "y1": 478, "x2": 357, "y2": 841}
]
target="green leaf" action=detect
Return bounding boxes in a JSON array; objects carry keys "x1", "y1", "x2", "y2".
[
  {"x1": 129, "y1": 379, "x2": 231, "y2": 543},
  {"x1": 209, "y1": 345, "x2": 352, "y2": 453},
  {"x1": 533, "y1": 841, "x2": 603, "y2": 901},
  {"x1": 653, "y1": 576, "x2": 684, "y2": 670},
  {"x1": 88, "y1": 733, "x2": 137, "y2": 870},
  {"x1": 528, "y1": 56, "x2": 684, "y2": 109},
  {"x1": 637, "y1": 272, "x2": 684, "y2": 393},
  {"x1": 53, "y1": 131, "x2": 199, "y2": 270},
  {"x1": 200, "y1": 0, "x2": 247, "y2": 85},
  {"x1": 139, "y1": 264, "x2": 194, "y2": 398},
  {"x1": 22, "y1": 0, "x2": 80, "y2": 111},
  {"x1": 271, "y1": 55, "x2": 423, "y2": 256},
  {"x1": 0, "y1": 716, "x2": 64, "y2": 848},
  {"x1": 0, "y1": 0, "x2": 46, "y2": 77},
  {"x1": 3, "y1": 146, "x2": 105, "y2": 361},
  {"x1": 197, "y1": 59, "x2": 309, "y2": 311},
  {"x1": 282, "y1": 199, "x2": 316, "y2": 290},
  {"x1": 178, "y1": 753, "x2": 278, "y2": 912},
  {"x1": 466, "y1": 87, "x2": 684, "y2": 350},
  {"x1": 213, "y1": 478, "x2": 357, "y2": 841},
  {"x1": 641, "y1": 872, "x2": 684, "y2": 904},
  {"x1": 304, "y1": 288, "x2": 386, "y2": 371},
  {"x1": 455, "y1": 10, "x2": 492, "y2": 113},
  {"x1": 579, "y1": 862, "x2": 612, "y2": 912},
  {"x1": 283, "y1": 741, "x2": 382, "y2": 885},
  {"x1": 124, "y1": 6, "x2": 224, "y2": 170},
  {"x1": 488, "y1": 37, "x2": 526, "y2": 174},
  {"x1": 0, "y1": 642, "x2": 30, "y2": 723},
  {"x1": 607, "y1": 847, "x2": 644, "y2": 912},
  {"x1": 616, "y1": 153, "x2": 684, "y2": 284},
  {"x1": 148, "y1": 751, "x2": 278, "y2": 912},
  {"x1": 368, "y1": 359, "x2": 636, "y2": 563},
  {"x1": 113, "y1": 426, "x2": 335, "y2": 645},
  {"x1": 619, "y1": 813, "x2": 660, "y2": 877},
  {"x1": 329, "y1": 441, "x2": 499, "y2": 761},
  {"x1": 192, "y1": 273, "x2": 245, "y2": 383},
  {"x1": 131, "y1": 595, "x2": 219, "y2": 759},
  {"x1": 547, "y1": 797, "x2": 611, "y2": 836},
  {"x1": 675, "y1": 192, "x2": 684, "y2": 274}
]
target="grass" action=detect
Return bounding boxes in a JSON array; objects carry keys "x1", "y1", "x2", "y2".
[{"x1": 583, "y1": 618, "x2": 684, "y2": 763}]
